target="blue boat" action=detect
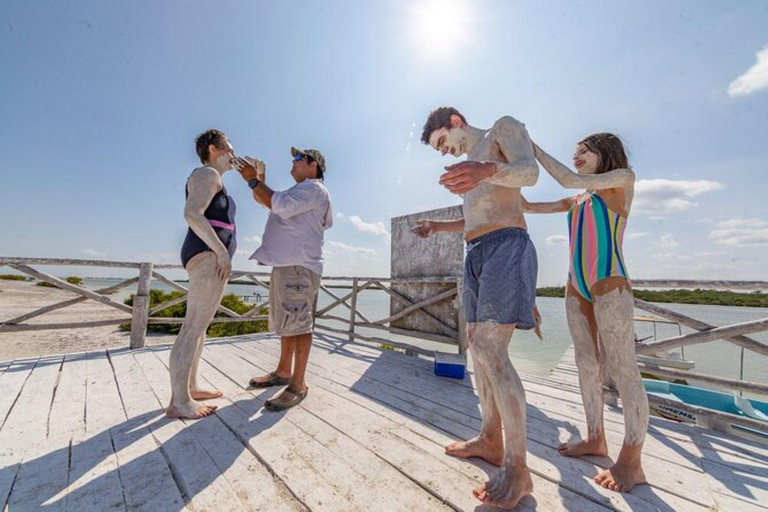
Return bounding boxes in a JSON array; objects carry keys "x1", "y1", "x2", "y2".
[{"x1": 643, "y1": 379, "x2": 768, "y2": 440}]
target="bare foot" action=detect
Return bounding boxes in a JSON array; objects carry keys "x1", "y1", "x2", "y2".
[
  {"x1": 165, "y1": 400, "x2": 217, "y2": 419},
  {"x1": 190, "y1": 389, "x2": 223, "y2": 400},
  {"x1": 445, "y1": 436, "x2": 504, "y2": 466},
  {"x1": 473, "y1": 464, "x2": 533, "y2": 509},
  {"x1": 558, "y1": 436, "x2": 608, "y2": 457},
  {"x1": 595, "y1": 461, "x2": 647, "y2": 492}
]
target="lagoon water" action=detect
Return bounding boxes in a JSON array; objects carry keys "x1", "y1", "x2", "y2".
[{"x1": 82, "y1": 277, "x2": 768, "y2": 385}]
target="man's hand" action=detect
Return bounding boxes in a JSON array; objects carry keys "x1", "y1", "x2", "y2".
[
  {"x1": 410, "y1": 220, "x2": 436, "y2": 238},
  {"x1": 234, "y1": 156, "x2": 266, "y2": 182},
  {"x1": 439, "y1": 161, "x2": 495, "y2": 195}
]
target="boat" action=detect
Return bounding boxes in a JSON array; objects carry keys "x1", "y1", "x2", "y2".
[{"x1": 643, "y1": 379, "x2": 768, "y2": 441}]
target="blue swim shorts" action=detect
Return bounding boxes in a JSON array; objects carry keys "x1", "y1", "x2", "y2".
[{"x1": 462, "y1": 227, "x2": 538, "y2": 328}]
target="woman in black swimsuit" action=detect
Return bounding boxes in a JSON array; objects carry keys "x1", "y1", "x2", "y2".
[{"x1": 166, "y1": 129, "x2": 237, "y2": 420}]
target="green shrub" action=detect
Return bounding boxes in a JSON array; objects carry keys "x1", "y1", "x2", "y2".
[
  {"x1": 35, "y1": 276, "x2": 84, "y2": 288},
  {"x1": 0, "y1": 274, "x2": 28, "y2": 281},
  {"x1": 120, "y1": 290, "x2": 268, "y2": 337},
  {"x1": 534, "y1": 286, "x2": 768, "y2": 307}
]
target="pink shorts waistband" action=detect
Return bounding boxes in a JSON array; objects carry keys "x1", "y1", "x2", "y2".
[{"x1": 209, "y1": 219, "x2": 235, "y2": 231}]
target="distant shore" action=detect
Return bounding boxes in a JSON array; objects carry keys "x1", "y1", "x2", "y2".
[{"x1": 537, "y1": 286, "x2": 768, "y2": 308}]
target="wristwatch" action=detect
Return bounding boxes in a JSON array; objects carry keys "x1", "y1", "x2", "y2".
[{"x1": 248, "y1": 178, "x2": 261, "y2": 189}]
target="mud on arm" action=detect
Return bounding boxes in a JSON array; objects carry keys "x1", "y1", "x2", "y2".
[
  {"x1": 484, "y1": 117, "x2": 539, "y2": 188},
  {"x1": 533, "y1": 143, "x2": 634, "y2": 190}
]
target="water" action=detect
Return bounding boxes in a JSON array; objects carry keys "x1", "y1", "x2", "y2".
[{"x1": 80, "y1": 277, "x2": 768, "y2": 383}]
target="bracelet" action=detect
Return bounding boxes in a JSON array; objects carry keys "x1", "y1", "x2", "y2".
[{"x1": 248, "y1": 178, "x2": 261, "y2": 189}]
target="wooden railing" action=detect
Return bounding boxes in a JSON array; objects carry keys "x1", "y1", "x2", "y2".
[
  {"x1": 628, "y1": 280, "x2": 768, "y2": 435},
  {"x1": 311, "y1": 275, "x2": 464, "y2": 357},
  {"x1": 0, "y1": 257, "x2": 464, "y2": 356}
]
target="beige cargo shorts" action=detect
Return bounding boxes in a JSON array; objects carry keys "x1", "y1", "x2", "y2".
[{"x1": 269, "y1": 265, "x2": 322, "y2": 336}]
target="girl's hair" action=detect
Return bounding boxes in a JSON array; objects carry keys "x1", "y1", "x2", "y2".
[{"x1": 578, "y1": 133, "x2": 629, "y2": 174}]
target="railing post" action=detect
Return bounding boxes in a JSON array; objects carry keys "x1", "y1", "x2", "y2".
[
  {"x1": 349, "y1": 278, "x2": 358, "y2": 342},
  {"x1": 130, "y1": 262, "x2": 153, "y2": 349},
  {"x1": 456, "y1": 276, "x2": 468, "y2": 356}
]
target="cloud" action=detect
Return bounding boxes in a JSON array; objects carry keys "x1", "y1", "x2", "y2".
[
  {"x1": 651, "y1": 252, "x2": 691, "y2": 262},
  {"x1": 326, "y1": 241, "x2": 377, "y2": 258},
  {"x1": 235, "y1": 249, "x2": 252, "y2": 256},
  {"x1": 138, "y1": 252, "x2": 179, "y2": 264},
  {"x1": 242, "y1": 235, "x2": 262, "y2": 244},
  {"x1": 626, "y1": 232, "x2": 651, "y2": 240},
  {"x1": 82, "y1": 249, "x2": 106, "y2": 258},
  {"x1": 633, "y1": 179, "x2": 724, "y2": 215},
  {"x1": 709, "y1": 218, "x2": 768, "y2": 247},
  {"x1": 336, "y1": 212, "x2": 390, "y2": 238},
  {"x1": 728, "y1": 45, "x2": 768, "y2": 97},
  {"x1": 545, "y1": 235, "x2": 568, "y2": 245},
  {"x1": 656, "y1": 233, "x2": 681, "y2": 248}
]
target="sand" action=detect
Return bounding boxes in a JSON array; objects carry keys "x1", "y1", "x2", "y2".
[{"x1": 0, "y1": 280, "x2": 175, "y2": 361}]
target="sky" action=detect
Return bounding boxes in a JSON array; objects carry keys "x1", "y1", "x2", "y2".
[{"x1": 1, "y1": 0, "x2": 767, "y2": 285}]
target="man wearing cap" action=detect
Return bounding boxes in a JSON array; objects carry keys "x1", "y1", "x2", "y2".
[{"x1": 234, "y1": 147, "x2": 332, "y2": 411}]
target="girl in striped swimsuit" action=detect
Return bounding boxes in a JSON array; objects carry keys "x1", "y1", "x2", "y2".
[{"x1": 523, "y1": 133, "x2": 648, "y2": 493}]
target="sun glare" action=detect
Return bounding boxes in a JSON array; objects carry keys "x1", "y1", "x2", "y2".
[{"x1": 410, "y1": 0, "x2": 470, "y2": 54}]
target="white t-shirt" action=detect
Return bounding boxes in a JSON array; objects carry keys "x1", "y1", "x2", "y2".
[{"x1": 251, "y1": 179, "x2": 333, "y2": 275}]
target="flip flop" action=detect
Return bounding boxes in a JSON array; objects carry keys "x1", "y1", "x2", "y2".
[
  {"x1": 249, "y1": 372, "x2": 290, "y2": 388},
  {"x1": 264, "y1": 386, "x2": 308, "y2": 411}
]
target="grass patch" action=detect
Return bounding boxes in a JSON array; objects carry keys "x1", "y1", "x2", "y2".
[
  {"x1": 35, "y1": 276, "x2": 84, "y2": 288},
  {"x1": 0, "y1": 274, "x2": 28, "y2": 281}
]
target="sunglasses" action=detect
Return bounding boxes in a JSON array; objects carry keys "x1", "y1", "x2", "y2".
[{"x1": 294, "y1": 153, "x2": 315, "y2": 164}]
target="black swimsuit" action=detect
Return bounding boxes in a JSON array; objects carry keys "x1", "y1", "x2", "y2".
[{"x1": 180, "y1": 181, "x2": 237, "y2": 268}]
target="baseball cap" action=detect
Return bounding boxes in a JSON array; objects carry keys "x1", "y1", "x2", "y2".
[{"x1": 291, "y1": 147, "x2": 326, "y2": 174}]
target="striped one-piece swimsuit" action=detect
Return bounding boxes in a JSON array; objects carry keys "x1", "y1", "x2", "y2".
[{"x1": 567, "y1": 192, "x2": 629, "y2": 302}]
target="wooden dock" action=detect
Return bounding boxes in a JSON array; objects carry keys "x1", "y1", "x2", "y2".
[{"x1": 1, "y1": 334, "x2": 767, "y2": 511}]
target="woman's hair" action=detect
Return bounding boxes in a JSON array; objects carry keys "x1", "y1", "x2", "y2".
[
  {"x1": 578, "y1": 133, "x2": 629, "y2": 174},
  {"x1": 195, "y1": 129, "x2": 228, "y2": 164}
]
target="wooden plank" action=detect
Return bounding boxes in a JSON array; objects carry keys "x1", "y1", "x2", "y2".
[
  {"x1": 702, "y1": 458, "x2": 768, "y2": 510},
  {"x1": 231, "y1": 339, "x2": 671, "y2": 512},
  {"x1": 1, "y1": 277, "x2": 139, "y2": 325},
  {"x1": 200, "y1": 344, "x2": 455, "y2": 512},
  {"x1": 0, "y1": 357, "x2": 38, "y2": 509},
  {"x1": 174, "y1": 346, "x2": 440, "y2": 512},
  {"x1": 313, "y1": 324, "x2": 435, "y2": 356},
  {"x1": 317, "y1": 283, "x2": 372, "y2": 323},
  {"x1": 80, "y1": 350, "x2": 185, "y2": 511},
  {"x1": 634, "y1": 298, "x2": 768, "y2": 358},
  {"x1": 201, "y1": 343, "x2": 489, "y2": 512},
  {"x1": 0, "y1": 318, "x2": 132, "y2": 332},
  {"x1": 111, "y1": 348, "x2": 248, "y2": 511},
  {"x1": 0, "y1": 257, "x2": 141, "y2": 268},
  {"x1": 60, "y1": 350, "x2": 128, "y2": 512},
  {"x1": 3, "y1": 356, "x2": 65, "y2": 511},
  {"x1": 636, "y1": 317, "x2": 768, "y2": 354},
  {"x1": 0, "y1": 358, "x2": 38, "y2": 431},
  {"x1": 241, "y1": 339, "x2": 711, "y2": 511},
  {"x1": 11, "y1": 264, "x2": 133, "y2": 313},
  {"x1": 372, "y1": 287, "x2": 457, "y2": 326},
  {"x1": 371, "y1": 280, "x2": 458, "y2": 337},
  {"x1": 34, "y1": 353, "x2": 89, "y2": 510}
]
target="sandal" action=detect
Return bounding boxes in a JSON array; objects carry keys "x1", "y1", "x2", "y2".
[
  {"x1": 248, "y1": 372, "x2": 290, "y2": 388},
  {"x1": 264, "y1": 386, "x2": 308, "y2": 411}
]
